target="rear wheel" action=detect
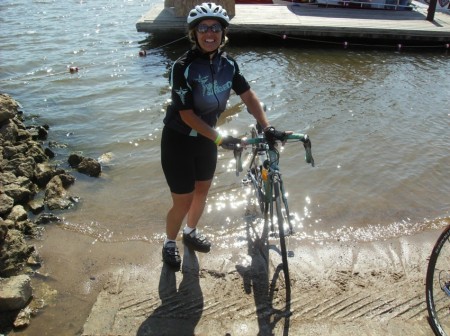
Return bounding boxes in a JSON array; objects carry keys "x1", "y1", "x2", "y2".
[
  {"x1": 426, "y1": 225, "x2": 450, "y2": 336},
  {"x1": 248, "y1": 127, "x2": 266, "y2": 214},
  {"x1": 249, "y1": 164, "x2": 265, "y2": 214}
]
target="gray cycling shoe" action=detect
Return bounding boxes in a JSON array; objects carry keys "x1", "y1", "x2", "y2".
[
  {"x1": 162, "y1": 241, "x2": 181, "y2": 269},
  {"x1": 183, "y1": 229, "x2": 211, "y2": 253}
]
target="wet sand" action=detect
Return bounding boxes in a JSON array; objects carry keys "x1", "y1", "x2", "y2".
[
  {"x1": 27, "y1": 226, "x2": 440, "y2": 336},
  {"x1": 9, "y1": 221, "x2": 443, "y2": 336}
]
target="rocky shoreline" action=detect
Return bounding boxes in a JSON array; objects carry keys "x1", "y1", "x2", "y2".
[{"x1": 0, "y1": 93, "x2": 101, "y2": 332}]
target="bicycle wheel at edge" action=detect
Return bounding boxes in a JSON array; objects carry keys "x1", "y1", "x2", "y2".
[
  {"x1": 273, "y1": 180, "x2": 291, "y2": 300},
  {"x1": 426, "y1": 225, "x2": 450, "y2": 336}
]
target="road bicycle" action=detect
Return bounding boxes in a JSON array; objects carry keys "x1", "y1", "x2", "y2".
[
  {"x1": 426, "y1": 225, "x2": 450, "y2": 335},
  {"x1": 229, "y1": 125, "x2": 314, "y2": 300}
]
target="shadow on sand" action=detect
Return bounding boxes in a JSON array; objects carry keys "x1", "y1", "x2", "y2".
[
  {"x1": 137, "y1": 247, "x2": 203, "y2": 336},
  {"x1": 236, "y1": 211, "x2": 292, "y2": 336}
]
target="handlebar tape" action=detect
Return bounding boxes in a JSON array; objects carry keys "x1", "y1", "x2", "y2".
[{"x1": 244, "y1": 133, "x2": 315, "y2": 167}]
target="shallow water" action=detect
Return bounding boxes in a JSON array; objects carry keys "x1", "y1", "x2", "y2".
[{"x1": 1, "y1": 0, "x2": 450, "y2": 334}]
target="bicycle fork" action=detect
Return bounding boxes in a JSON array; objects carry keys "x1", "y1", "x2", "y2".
[{"x1": 269, "y1": 172, "x2": 293, "y2": 235}]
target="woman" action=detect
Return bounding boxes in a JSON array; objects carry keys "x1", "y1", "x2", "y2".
[{"x1": 161, "y1": 2, "x2": 286, "y2": 268}]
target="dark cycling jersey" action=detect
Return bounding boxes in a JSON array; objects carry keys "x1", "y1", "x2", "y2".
[{"x1": 163, "y1": 48, "x2": 251, "y2": 136}]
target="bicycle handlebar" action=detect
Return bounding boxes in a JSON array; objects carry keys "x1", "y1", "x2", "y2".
[
  {"x1": 230, "y1": 133, "x2": 315, "y2": 176},
  {"x1": 243, "y1": 133, "x2": 314, "y2": 167}
]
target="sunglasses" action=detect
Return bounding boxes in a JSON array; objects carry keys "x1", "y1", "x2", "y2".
[{"x1": 196, "y1": 23, "x2": 223, "y2": 33}]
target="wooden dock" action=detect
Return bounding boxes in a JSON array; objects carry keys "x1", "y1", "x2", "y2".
[{"x1": 136, "y1": 3, "x2": 450, "y2": 43}]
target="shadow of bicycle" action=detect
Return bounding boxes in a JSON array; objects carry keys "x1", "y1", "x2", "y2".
[
  {"x1": 136, "y1": 247, "x2": 203, "y2": 336},
  {"x1": 236, "y1": 209, "x2": 292, "y2": 336}
]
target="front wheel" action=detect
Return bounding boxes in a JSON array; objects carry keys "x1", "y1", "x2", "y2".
[
  {"x1": 274, "y1": 180, "x2": 291, "y2": 301},
  {"x1": 426, "y1": 225, "x2": 450, "y2": 336}
]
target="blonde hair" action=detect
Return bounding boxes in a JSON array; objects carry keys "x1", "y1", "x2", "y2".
[{"x1": 188, "y1": 28, "x2": 229, "y2": 49}]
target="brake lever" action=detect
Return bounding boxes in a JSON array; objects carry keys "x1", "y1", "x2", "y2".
[
  {"x1": 233, "y1": 145, "x2": 244, "y2": 176},
  {"x1": 233, "y1": 146, "x2": 243, "y2": 176},
  {"x1": 303, "y1": 136, "x2": 315, "y2": 167}
]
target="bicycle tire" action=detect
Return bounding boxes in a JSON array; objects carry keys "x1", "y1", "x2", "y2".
[
  {"x1": 279, "y1": 178, "x2": 293, "y2": 235},
  {"x1": 273, "y1": 180, "x2": 291, "y2": 300},
  {"x1": 248, "y1": 165, "x2": 265, "y2": 214},
  {"x1": 426, "y1": 225, "x2": 450, "y2": 336}
]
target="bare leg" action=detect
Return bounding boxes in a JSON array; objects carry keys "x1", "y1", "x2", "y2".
[
  {"x1": 186, "y1": 179, "x2": 213, "y2": 230},
  {"x1": 166, "y1": 192, "x2": 193, "y2": 240}
]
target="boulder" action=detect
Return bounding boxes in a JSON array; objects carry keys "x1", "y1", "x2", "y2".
[
  {"x1": 0, "y1": 275, "x2": 32, "y2": 311},
  {"x1": 7, "y1": 205, "x2": 28, "y2": 223},
  {"x1": 0, "y1": 119, "x2": 19, "y2": 143},
  {"x1": 45, "y1": 175, "x2": 73, "y2": 210},
  {"x1": 0, "y1": 229, "x2": 35, "y2": 276},
  {"x1": 3, "y1": 156, "x2": 36, "y2": 179},
  {"x1": 26, "y1": 143, "x2": 48, "y2": 163},
  {"x1": 78, "y1": 158, "x2": 101, "y2": 177},
  {"x1": 3, "y1": 184, "x2": 33, "y2": 205},
  {"x1": 0, "y1": 218, "x2": 8, "y2": 243},
  {"x1": 68, "y1": 153, "x2": 101, "y2": 177},
  {"x1": 0, "y1": 94, "x2": 19, "y2": 125},
  {"x1": 0, "y1": 193, "x2": 14, "y2": 216},
  {"x1": 28, "y1": 199, "x2": 45, "y2": 215}
]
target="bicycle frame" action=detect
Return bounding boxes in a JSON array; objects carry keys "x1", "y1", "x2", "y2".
[
  {"x1": 247, "y1": 140, "x2": 292, "y2": 233},
  {"x1": 230, "y1": 129, "x2": 314, "y2": 314},
  {"x1": 233, "y1": 131, "x2": 314, "y2": 234}
]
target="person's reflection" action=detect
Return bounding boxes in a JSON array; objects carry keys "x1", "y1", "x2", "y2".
[{"x1": 137, "y1": 247, "x2": 203, "y2": 336}]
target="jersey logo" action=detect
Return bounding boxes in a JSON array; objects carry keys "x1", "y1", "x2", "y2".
[
  {"x1": 195, "y1": 75, "x2": 210, "y2": 96},
  {"x1": 195, "y1": 74, "x2": 232, "y2": 97},
  {"x1": 175, "y1": 87, "x2": 188, "y2": 105}
]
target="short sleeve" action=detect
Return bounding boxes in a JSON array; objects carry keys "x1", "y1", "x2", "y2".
[
  {"x1": 170, "y1": 61, "x2": 194, "y2": 111},
  {"x1": 231, "y1": 60, "x2": 251, "y2": 95}
]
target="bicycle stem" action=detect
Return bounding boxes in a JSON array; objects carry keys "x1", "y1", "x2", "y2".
[{"x1": 232, "y1": 133, "x2": 315, "y2": 176}]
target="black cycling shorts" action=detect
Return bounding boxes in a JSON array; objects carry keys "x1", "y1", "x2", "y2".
[{"x1": 161, "y1": 126, "x2": 217, "y2": 194}]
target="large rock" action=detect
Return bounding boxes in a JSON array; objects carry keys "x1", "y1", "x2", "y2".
[
  {"x1": 0, "y1": 275, "x2": 32, "y2": 311},
  {"x1": 78, "y1": 158, "x2": 101, "y2": 177},
  {"x1": 0, "y1": 229, "x2": 34, "y2": 276},
  {"x1": 68, "y1": 153, "x2": 102, "y2": 177},
  {"x1": 0, "y1": 193, "x2": 14, "y2": 216},
  {"x1": 3, "y1": 156, "x2": 36, "y2": 179},
  {"x1": 0, "y1": 94, "x2": 19, "y2": 124},
  {"x1": 7, "y1": 205, "x2": 28, "y2": 223},
  {"x1": 44, "y1": 175, "x2": 73, "y2": 210},
  {"x1": 0, "y1": 218, "x2": 8, "y2": 243},
  {"x1": 0, "y1": 119, "x2": 19, "y2": 143},
  {"x1": 3, "y1": 184, "x2": 34, "y2": 205}
]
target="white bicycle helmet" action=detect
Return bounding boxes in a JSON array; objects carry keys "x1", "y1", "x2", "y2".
[{"x1": 187, "y1": 2, "x2": 230, "y2": 29}]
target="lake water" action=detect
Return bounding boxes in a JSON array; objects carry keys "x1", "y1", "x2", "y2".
[{"x1": 1, "y1": 0, "x2": 449, "y2": 334}]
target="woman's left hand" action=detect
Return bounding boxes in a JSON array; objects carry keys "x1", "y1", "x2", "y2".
[{"x1": 220, "y1": 135, "x2": 242, "y2": 150}]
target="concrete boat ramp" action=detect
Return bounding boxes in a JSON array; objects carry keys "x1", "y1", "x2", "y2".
[
  {"x1": 136, "y1": 2, "x2": 450, "y2": 44},
  {"x1": 81, "y1": 232, "x2": 438, "y2": 335}
]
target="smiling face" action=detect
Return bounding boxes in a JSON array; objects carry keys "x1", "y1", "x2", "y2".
[{"x1": 195, "y1": 19, "x2": 223, "y2": 54}]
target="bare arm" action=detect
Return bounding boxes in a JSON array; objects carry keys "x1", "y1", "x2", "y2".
[
  {"x1": 179, "y1": 109, "x2": 219, "y2": 141},
  {"x1": 240, "y1": 89, "x2": 270, "y2": 130}
]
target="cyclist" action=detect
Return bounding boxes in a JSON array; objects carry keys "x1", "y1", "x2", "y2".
[{"x1": 161, "y1": 2, "x2": 287, "y2": 268}]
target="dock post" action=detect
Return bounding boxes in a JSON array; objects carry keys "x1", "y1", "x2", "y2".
[{"x1": 426, "y1": 0, "x2": 437, "y2": 21}]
